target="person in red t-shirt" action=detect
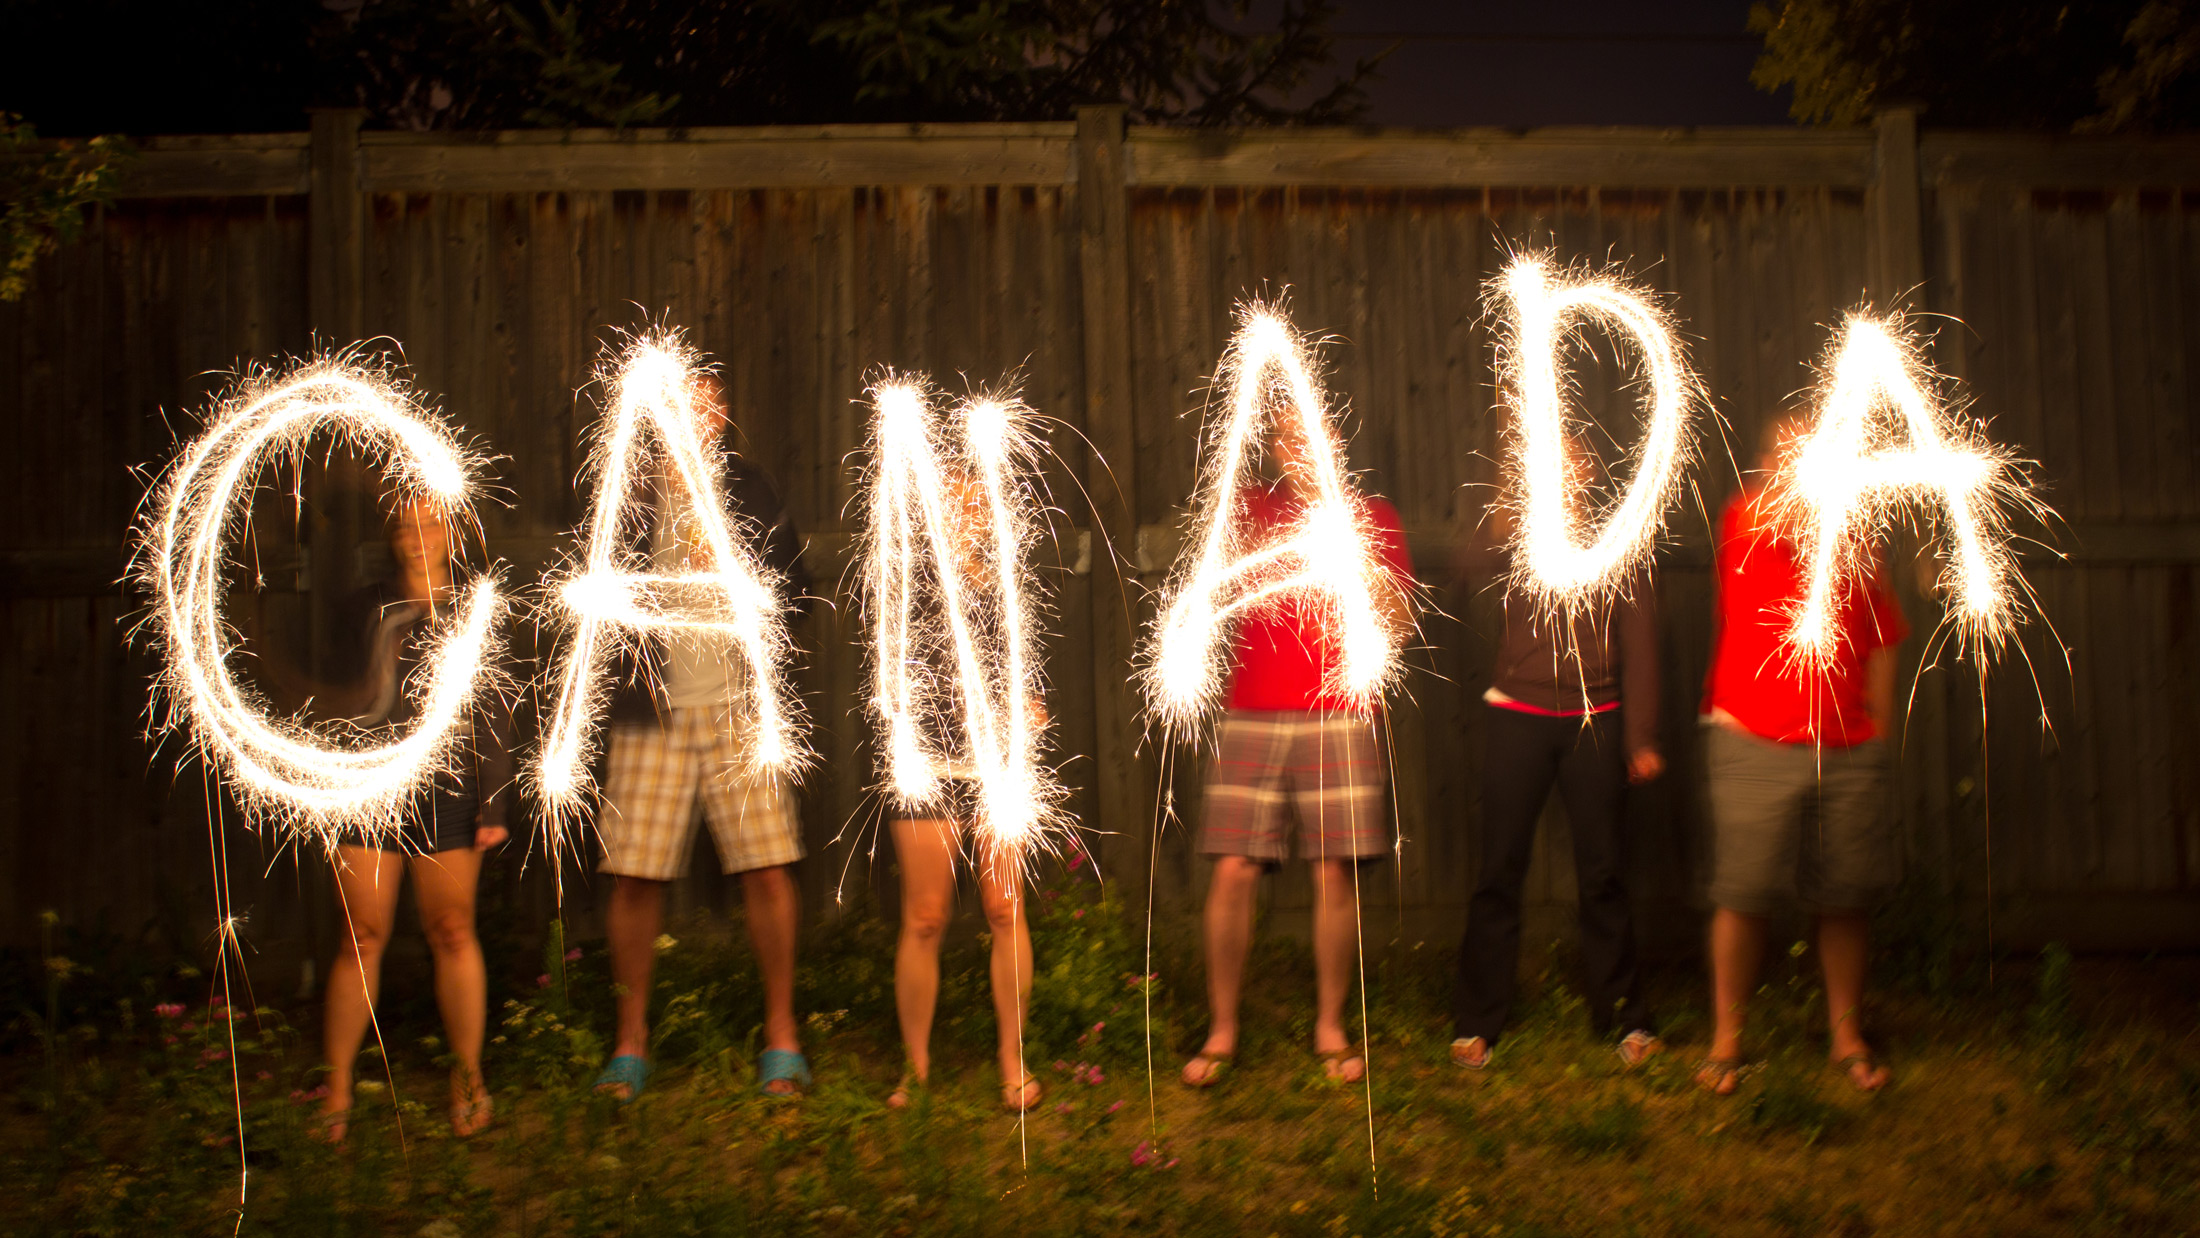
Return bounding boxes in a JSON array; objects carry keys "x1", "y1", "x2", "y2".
[
  {"x1": 1180, "y1": 422, "x2": 1415, "y2": 1089},
  {"x1": 1697, "y1": 416, "x2": 1905, "y2": 1096}
]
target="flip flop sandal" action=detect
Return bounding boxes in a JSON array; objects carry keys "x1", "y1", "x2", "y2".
[
  {"x1": 1181, "y1": 1052, "x2": 1232, "y2": 1088},
  {"x1": 886, "y1": 1074, "x2": 926, "y2": 1109},
  {"x1": 1001, "y1": 1072, "x2": 1043, "y2": 1113},
  {"x1": 1696, "y1": 1058, "x2": 1745, "y2": 1095},
  {"x1": 1450, "y1": 1037, "x2": 1493, "y2": 1069},
  {"x1": 591, "y1": 1054, "x2": 652, "y2": 1104},
  {"x1": 757, "y1": 1049, "x2": 812, "y2": 1099},
  {"x1": 1319, "y1": 1044, "x2": 1367, "y2": 1084}
]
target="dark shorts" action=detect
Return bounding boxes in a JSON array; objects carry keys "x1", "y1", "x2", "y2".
[
  {"x1": 1704, "y1": 723, "x2": 1896, "y2": 914},
  {"x1": 1198, "y1": 709, "x2": 1389, "y2": 865},
  {"x1": 338, "y1": 775, "x2": 481, "y2": 855}
]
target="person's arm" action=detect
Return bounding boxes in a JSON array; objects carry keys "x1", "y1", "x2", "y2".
[{"x1": 1620, "y1": 570, "x2": 1664, "y2": 783}]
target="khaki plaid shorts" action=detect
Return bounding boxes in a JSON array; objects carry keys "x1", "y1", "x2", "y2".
[
  {"x1": 1198, "y1": 709, "x2": 1389, "y2": 864},
  {"x1": 599, "y1": 707, "x2": 804, "y2": 880}
]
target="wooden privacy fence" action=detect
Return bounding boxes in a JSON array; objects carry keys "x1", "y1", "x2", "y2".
[{"x1": 4, "y1": 109, "x2": 2198, "y2": 985}]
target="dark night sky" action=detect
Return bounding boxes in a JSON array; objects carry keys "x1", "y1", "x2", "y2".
[{"x1": 1324, "y1": 0, "x2": 1792, "y2": 127}]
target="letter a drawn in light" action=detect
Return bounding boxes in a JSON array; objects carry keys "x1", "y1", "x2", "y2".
[
  {"x1": 1145, "y1": 303, "x2": 1407, "y2": 736},
  {"x1": 1781, "y1": 313, "x2": 2026, "y2": 669},
  {"x1": 537, "y1": 335, "x2": 808, "y2": 830}
]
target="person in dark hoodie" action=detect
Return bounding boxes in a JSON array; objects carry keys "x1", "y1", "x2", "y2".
[
  {"x1": 315, "y1": 495, "x2": 514, "y2": 1142},
  {"x1": 589, "y1": 372, "x2": 815, "y2": 1103},
  {"x1": 1450, "y1": 454, "x2": 1666, "y2": 1071}
]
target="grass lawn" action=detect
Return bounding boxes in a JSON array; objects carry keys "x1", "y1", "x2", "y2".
[{"x1": 3, "y1": 877, "x2": 2195, "y2": 1236}]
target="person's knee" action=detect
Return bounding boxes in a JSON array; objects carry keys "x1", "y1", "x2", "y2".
[
  {"x1": 422, "y1": 906, "x2": 478, "y2": 957},
  {"x1": 340, "y1": 915, "x2": 391, "y2": 962},
  {"x1": 980, "y1": 891, "x2": 1023, "y2": 937},
  {"x1": 901, "y1": 901, "x2": 951, "y2": 947}
]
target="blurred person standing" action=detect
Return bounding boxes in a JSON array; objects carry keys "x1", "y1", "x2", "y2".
[
  {"x1": 316, "y1": 496, "x2": 512, "y2": 1142},
  {"x1": 1696, "y1": 417, "x2": 1904, "y2": 1096},
  {"x1": 1180, "y1": 420, "x2": 1415, "y2": 1089},
  {"x1": 1449, "y1": 489, "x2": 1665, "y2": 1071},
  {"x1": 590, "y1": 373, "x2": 815, "y2": 1103}
]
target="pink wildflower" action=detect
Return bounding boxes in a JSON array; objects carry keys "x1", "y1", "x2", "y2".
[
  {"x1": 537, "y1": 974, "x2": 551, "y2": 988},
  {"x1": 1131, "y1": 1141, "x2": 1154, "y2": 1167},
  {"x1": 565, "y1": 948, "x2": 582, "y2": 961},
  {"x1": 154, "y1": 1002, "x2": 184, "y2": 1019},
  {"x1": 1107, "y1": 1100, "x2": 1125, "y2": 1114}
]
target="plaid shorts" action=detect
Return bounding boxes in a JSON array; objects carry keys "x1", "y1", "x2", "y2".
[
  {"x1": 599, "y1": 707, "x2": 804, "y2": 881},
  {"x1": 1198, "y1": 709, "x2": 1389, "y2": 864}
]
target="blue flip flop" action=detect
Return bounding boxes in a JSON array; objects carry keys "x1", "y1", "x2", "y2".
[
  {"x1": 591, "y1": 1054, "x2": 651, "y2": 1103},
  {"x1": 757, "y1": 1049, "x2": 812, "y2": 1098}
]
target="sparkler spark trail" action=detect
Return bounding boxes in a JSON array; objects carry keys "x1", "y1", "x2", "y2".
[
  {"x1": 537, "y1": 334, "x2": 810, "y2": 834},
  {"x1": 1777, "y1": 312, "x2": 2031, "y2": 669},
  {"x1": 134, "y1": 357, "x2": 504, "y2": 849},
  {"x1": 858, "y1": 377, "x2": 1065, "y2": 868},
  {"x1": 1144, "y1": 303, "x2": 1407, "y2": 734},
  {"x1": 1490, "y1": 254, "x2": 1701, "y2": 609}
]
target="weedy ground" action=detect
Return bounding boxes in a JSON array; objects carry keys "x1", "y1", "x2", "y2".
[{"x1": 1, "y1": 869, "x2": 2195, "y2": 1237}]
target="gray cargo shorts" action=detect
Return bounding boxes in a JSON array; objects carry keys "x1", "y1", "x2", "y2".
[{"x1": 1704, "y1": 722, "x2": 1896, "y2": 915}]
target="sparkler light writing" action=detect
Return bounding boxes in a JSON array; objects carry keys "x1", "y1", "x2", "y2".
[
  {"x1": 1491, "y1": 254, "x2": 1701, "y2": 609},
  {"x1": 537, "y1": 335, "x2": 809, "y2": 827},
  {"x1": 1144, "y1": 303, "x2": 1407, "y2": 733},
  {"x1": 859, "y1": 377, "x2": 1065, "y2": 866},
  {"x1": 136, "y1": 358, "x2": 504, "y2": 848},
  {"x1": 1778, "y1": 312, "x2": 2027, "y2": 667}
]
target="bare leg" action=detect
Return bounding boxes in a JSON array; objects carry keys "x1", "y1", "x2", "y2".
[
  {"x1": 740, "y1": 865, "x2": 803, "y2": 1094},
  {"x1": 604, "y1": 875, "x2": 667, "y2": 1069},
  {"x1": 890, "y1": 817, "x2": 956, "y2": 1101},
  {"x1": 1184, "y1": 855, "x2": 1263, "y2": 1084},
  {"x1": 978, "y1": 850, "x2": 1036, "y2": 1109},
  {"x1": 1817, "y1": 911, "x2": 1889, "y2": 1090},
  {"x1": 1310, "y1": 858, "x2": 1364, "y2": 1082},
  {"x1": 322, "y1": 846, "x2": 405, "y2": 1137},
  {"x1": 410, "y1": 847, "x2": 490, "y2": 1135},
  {"x1": 1703, "y1": 906, "x2": 1766, "y2": 1094}
]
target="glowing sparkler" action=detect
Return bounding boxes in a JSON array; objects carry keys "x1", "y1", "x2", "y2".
[
  {"x1": 859, "y1": 377, "x2": 1065, "y2": 865},
  {"x1": 135, "y1": 358, "x2": 504, "y2": 847},
  {"x1": 1144, "y1": 303, "x2": 1406, "y2": 733},
  {"x1": 1490, "y1": 254, "x2": 1701, "y2": 609},
  {"x1": 537, "y1": 334, "x2": 809, "y2": 824},
  {"x1": 1778, "y1": 312, "x2": 2028, "y2": 668}
]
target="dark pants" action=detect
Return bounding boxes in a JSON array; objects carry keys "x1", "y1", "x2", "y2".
[{"x1": 1452, "y1": 704, "x2": 1651, "y2": 1044}]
